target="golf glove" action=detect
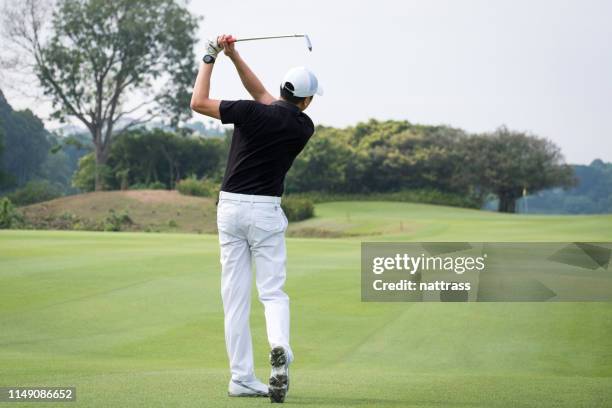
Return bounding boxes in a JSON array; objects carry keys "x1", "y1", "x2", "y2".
[{"x1": 204, "y1": 38, "x2": 223, "y2": 59}]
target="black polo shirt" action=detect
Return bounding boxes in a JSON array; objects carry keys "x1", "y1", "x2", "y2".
[{"x1": 219, "y1": 99, "x2": 314, "y2": 197}]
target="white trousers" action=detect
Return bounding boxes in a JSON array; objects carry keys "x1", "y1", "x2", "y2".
[{"x1": 217, "y1": 191, "x2": 293, "y2": 381}]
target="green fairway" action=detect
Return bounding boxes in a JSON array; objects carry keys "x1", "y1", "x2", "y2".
[
  {"x1": 290, "y1": 201, "x2": 612, "y2": 240},
  {"x1": 1, "y1": 203, "x2": 611, "y2": 407}
]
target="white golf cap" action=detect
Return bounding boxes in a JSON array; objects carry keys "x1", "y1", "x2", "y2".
[{"x1": 281, "y1": 66, "x2": 323, "y2": 97}]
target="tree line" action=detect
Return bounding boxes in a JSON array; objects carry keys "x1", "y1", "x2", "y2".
[
  {"x1": 287, "y1": 120, "x2": 574, "y2": 212},
  {"x1": 4, "y1": 86, "x2": 609, "y2": 214},
  {"x1": 60, "y1": 119, "x2": 573, "y2": 213}
]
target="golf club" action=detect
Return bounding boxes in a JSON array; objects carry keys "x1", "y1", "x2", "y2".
[{"x1": 230, "y1": 34, "x2": 312, "y2": 51}]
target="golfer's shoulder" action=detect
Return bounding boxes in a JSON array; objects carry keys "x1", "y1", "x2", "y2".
[
  {"x1": 219, "y1": 99, "x2": 267, "y2": 125},
  {"x1": 220, "y1": 99, "x2": 262, "y2": 113}
]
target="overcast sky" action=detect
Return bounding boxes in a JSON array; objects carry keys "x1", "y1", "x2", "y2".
[{"x1": 4, "y1": 0, "x2": 612, "y2": 164}]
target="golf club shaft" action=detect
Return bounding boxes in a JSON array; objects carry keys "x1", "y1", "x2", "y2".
[{"x1": 232, "y1": 34, "x2": 305, "y2": 43}]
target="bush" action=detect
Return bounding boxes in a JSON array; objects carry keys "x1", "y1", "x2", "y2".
[
  {"x1": 51, "y1": 212, "x2": 80, "y2": 230},
  {"x1": 72, "y1": 153, "x2": 96, "y2": 192},
  {"x1": 103, "y1": 209, "x2": 133, "y2": 232},
  {"x1": 281, "y1": 197, "x2": 314, "y2": 221},
  {"x1": 20, "y1": 211, "x2": 96, "y2": 231},
  {"x1": 288, "y1": 189, "x2": 481, "y2": 209},
  {"x1": 176, "y1": 176, "x2": 219, "y2": 198},
  {"x1": 72, "y1": 153, "x2": 113, "y2": 192},
  {"x1": 130, "y1": 181, "x2": 167, "y2": 190},
  {"x1": 7, "y1": 180, "x2": 62, "y2": 206},
  {"x1": 0, "y1": 197, "x2": 23, "y2": 229}
]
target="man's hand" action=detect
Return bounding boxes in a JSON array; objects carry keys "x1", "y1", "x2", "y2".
[
  {"x1": 217, "y1": 34, "x2": 238, "y2": 59},
  {"x1": 204, "y1": 37, "x2": 223, "y2": 59},
  {"x1": 202, "y1": 33, "x2": 275, "y2": 105}
]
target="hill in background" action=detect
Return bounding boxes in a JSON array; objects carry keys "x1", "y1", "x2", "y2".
[{"x1": 21, "y1": 190, "x2": 217, "y2": 234}]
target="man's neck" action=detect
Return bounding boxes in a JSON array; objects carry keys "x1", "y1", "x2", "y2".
[{"x1": 273, "y1": 99, "x2": 301, "y2": 112}]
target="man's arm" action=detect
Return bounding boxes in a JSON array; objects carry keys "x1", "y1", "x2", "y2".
[
  {"x1": 191, "y1": 36, "x2": 227, "y2": 118},
  {"x1": 222, "y1": 37, "x2": 276, "y2": 105},
  {"x1": 190, "y1": 61, "x2": 221, "y2": 119}
]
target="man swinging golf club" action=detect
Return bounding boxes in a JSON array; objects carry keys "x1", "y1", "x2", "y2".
[{"x1": 190, "y1": 34, "x2": 322, "y2": 403}]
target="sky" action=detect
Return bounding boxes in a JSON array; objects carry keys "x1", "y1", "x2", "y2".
[{"x1": 3, "y1": 0, "x2": 612, "y2": 164}]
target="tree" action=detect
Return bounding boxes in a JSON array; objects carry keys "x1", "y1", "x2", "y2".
[
  {"x1": 286, "y1": 126, "x2": 354, "y2": 193},
  {"x1": 0, "y1": 126, "x2": 8, "y2": 189},
  {"x1": 0, "y1": 90, "x2": 50, "y2": 188},
  {"x1": 463, "y1": 127, "x2": 575, "y2": 213},
  {"x1": 2, "y1": 0, "x2": 199, "y2": 190},
  {"x1": 71, "y1": 153, "x2": 98, "y2": 192}
]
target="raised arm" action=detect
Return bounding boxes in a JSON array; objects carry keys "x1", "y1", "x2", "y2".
[
  {"x1": 220, "y1": 36, "x2": 277, "y2": 105},
  {"x1": 190, "y1": 37, "x2": 224, "y2": 119},
  {"x1": 190, "y1": 61, "x2": 221, "y2": 119}
]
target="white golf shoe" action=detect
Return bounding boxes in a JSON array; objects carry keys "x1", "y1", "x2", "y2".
[
  {"x1": 227, "y1": 378, "x2": 269, "y2": 397},
  {"x1": 269, "y1": 346, "x2": 290, "y2": 403}
]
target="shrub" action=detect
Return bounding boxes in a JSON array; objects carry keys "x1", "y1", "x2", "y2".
[
  {"x1": 72, "y1": 153, "x2": 113, "y2": 192},
  {"x1": 149, "y1": 181, "x2": 166, "y2": 190},
  {"x1": 281, "y1": 197, "x2": 314, "y2": 222},
  {"x1": 176, "y1": 176, "x2": 219, "y2": 198},
  {"x1": 384, "y1": 189, "x2": 482, "y2": 208},
  {"x1": 130, "y1": 181, "x2": 167, "y2": 190},
  {"x1": 288, "y1": 189, "x2": 481, "y2": 209},
  {"x1": 7, "y1": 180, "x2": 62, "y2": 206},
  {"x1": 0, "y1": 197, "x2": 23, "y2": 229},
  {"x1": 52, "y1": 212, "x2": 79, "y2": 230},
  {"x1": 16, "y1": 211, "x2": 91, "y2": 231},
  {"x1": 103, "y1": 209, "x2": 133, "y2": 232}
]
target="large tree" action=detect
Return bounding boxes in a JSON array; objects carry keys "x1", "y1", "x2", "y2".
[
  {"x1": 2, "y1": 0, "x2": 199, "y2": 190},
  {"x1": 463, "y1": 127, "x2": 575, "y2": 213}
]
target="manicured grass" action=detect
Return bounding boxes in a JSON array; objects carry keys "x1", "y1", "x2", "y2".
[
  {"x1": 1, "y1": 203, "x2": 611, "y2": 407},
  {"x1": 290, "y1": 201, "x2": 612, "y2": 240}
]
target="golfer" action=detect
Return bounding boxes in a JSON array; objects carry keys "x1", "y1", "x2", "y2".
[{"x1": 190, "y1": 34, "x2": 322, "y2": 403}]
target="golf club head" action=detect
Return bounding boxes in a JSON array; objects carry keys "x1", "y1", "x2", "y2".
[{"x1": 304, "y1": 34, "x2": 312, "y2": 51}]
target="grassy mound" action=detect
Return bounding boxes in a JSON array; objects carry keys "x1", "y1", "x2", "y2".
[{"x1": 20, "y1": 190, "x2": 217, "y2": 233}]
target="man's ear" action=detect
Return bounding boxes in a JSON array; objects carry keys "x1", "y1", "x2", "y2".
[{"x1": 300, "y1": 96, "x2": 313, "y2": 111}]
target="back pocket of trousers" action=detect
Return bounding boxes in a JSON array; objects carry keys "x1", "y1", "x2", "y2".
[{"x1": 254, "y1": 215, "x2": 284, "y2": 232}]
